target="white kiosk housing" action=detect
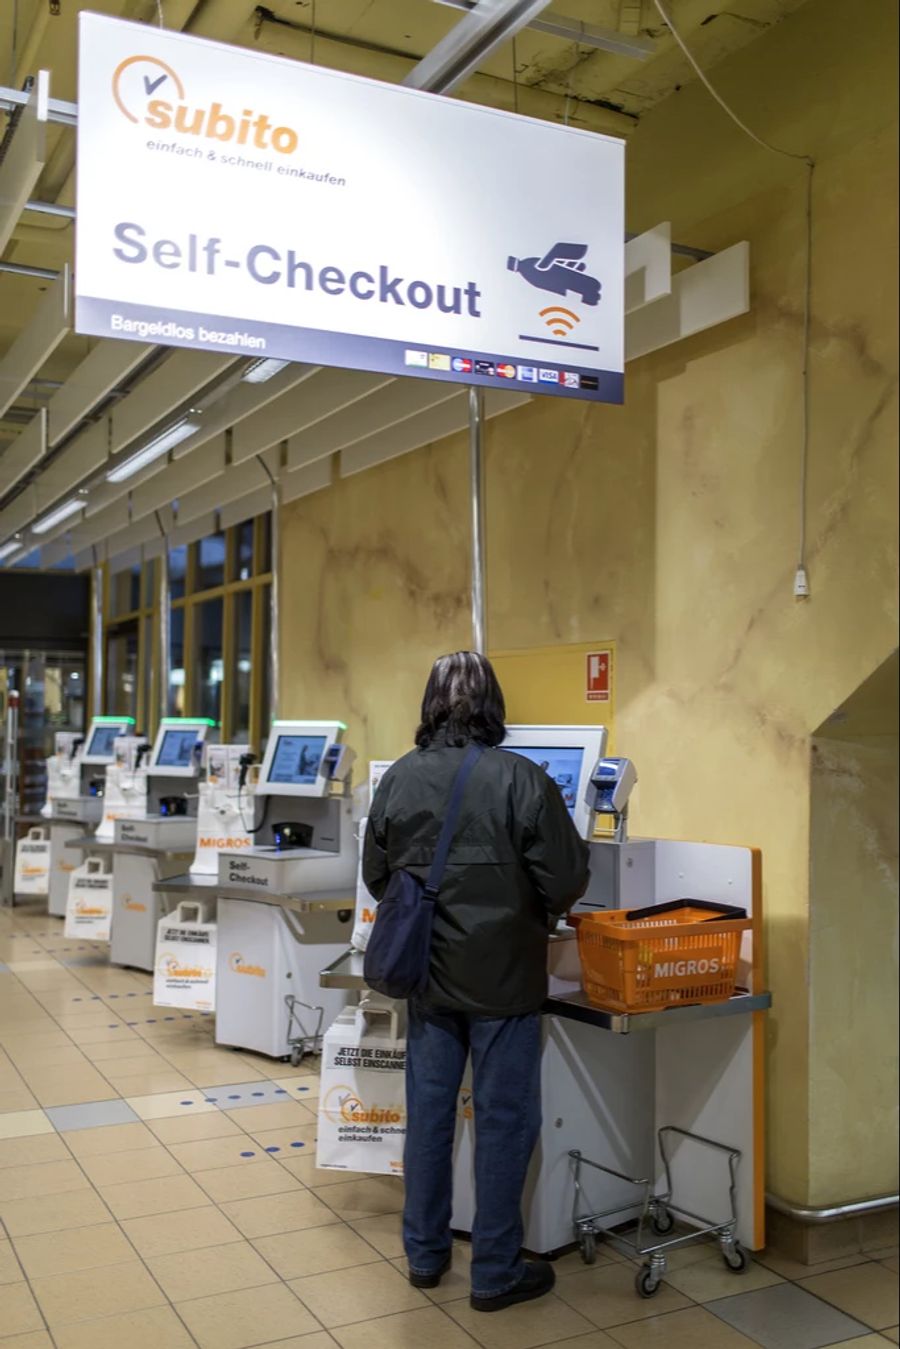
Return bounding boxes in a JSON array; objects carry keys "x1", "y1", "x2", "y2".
[
  {"x1": 214, "y1": 720, "x2": 357, "y2": 1061},
  {"x1": 44, "y1": 716, "x2": 134, "y2": 918},
  {"x1": 106, "y1": 717, "x2": 214, "y2": 970},
  {"x1": 321, "y1": 723, "x2": 769, "y2": 1266},
  {"x1": 450, "y1": 724, "x2": 768, "y2": 1261}
]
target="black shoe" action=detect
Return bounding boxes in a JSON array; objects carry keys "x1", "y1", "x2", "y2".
[
  {"x1": 409, "y1": 1256, "x2": 452, "y2": 1289},
  {"x1": 470, "y1": 1260, "x2": 556, "y2": 1312}
]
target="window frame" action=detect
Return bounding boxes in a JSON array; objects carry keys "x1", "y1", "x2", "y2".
[{"x1": 103, "y1": 514, "x2": 273, "y2": 748}]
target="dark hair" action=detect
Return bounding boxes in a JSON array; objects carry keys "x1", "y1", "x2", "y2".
[{"x1": 415, "y1": 651, "x2": 507, "y2": 749}]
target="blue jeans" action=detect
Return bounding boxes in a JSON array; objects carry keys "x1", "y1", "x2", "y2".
[{"x1": 403, "y1": 1001, "x2": 542, "y2": 1298}]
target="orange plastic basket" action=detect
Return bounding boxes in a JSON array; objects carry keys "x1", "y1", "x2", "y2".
[{"x1": 574, "y1": 903, "x2": 751, "y2": 1014}]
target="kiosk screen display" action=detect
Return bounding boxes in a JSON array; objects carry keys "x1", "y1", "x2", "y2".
[
  {"x1": 268, "y1": 735, "x2": 327, "y2": 786},
  {"x1": 156, "y1": 728, "x2": 199, "y2": 769},
  {"x1": 85, "y1": 724, "x2": 121, "y2": 759},
  {"x1": 504, "y1": 745, "x2": 584, "y2": 815}
]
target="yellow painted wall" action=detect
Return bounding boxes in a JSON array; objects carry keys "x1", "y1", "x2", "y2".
[
  {"x1": 809, "y1": 733, "x2": 899, "y2": 1204},
  {"x1": 280, "y1": 0, "x2": 899, "y2": 1203}
]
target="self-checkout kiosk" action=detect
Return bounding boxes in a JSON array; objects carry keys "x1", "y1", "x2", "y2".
[
  {"x1": 320, "y1": 723, "x2": 770, "y2": 1262},
  {"x1": 447, "y1": 724, "x2": 768, "y2": 1259},
  {"x1": 42, "y1": 717, "x2": 134, "y2": 917},
  {"x1": 107, "y1": 717, "x2": 213, "y2": 970},
  {"x1": 95, "y1": 734, "x2": 152, "y2": 841},
  {"x1": 214, "y1": 720, "x2": 357, "y2": 1061},
  {"x1": 148, "y1": 743, "x2": 258, "y2": 1011}
]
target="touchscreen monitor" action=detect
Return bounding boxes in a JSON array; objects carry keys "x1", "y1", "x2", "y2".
[
  {"x1": 156, "y1": 728, "x2": 199, "y2": 769},
  {"x1": 502, "y1": 745, "x2": 584, "y2": 815},
  {"x1": 267, "y1": 734, "x2": 327, "y2": 786},
  {"x1": 85, "y1": 724, "x2": 122, "y2": 760}
]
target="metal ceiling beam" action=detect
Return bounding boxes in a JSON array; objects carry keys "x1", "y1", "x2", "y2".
[
  {"x1": 0, "y1": 73, "x2": 50, "y2": 255},
  {"x1": 433, "y1": 0, "x2": 655, "y2": 60},
  {"x1": 405, "y1": 0, "x2": 555, "y2": 95},
  {"x1": 0, "y1": 84, "x2": 77, "y2": 127}
]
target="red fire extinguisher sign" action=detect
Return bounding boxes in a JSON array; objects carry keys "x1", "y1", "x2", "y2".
[{"x1": 586, "y1": 651, "x2": 611, "y2": 702}]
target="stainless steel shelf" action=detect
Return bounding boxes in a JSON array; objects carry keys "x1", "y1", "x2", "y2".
[
  {"x1": 545, "y1": 990, "x2": 772, "y2": 1034},
  {"x1": 63, "y1": 835, "x2": 111, "y2": 851},
  {"x1": 215, "y1": 885, "x2": 356, "y2": 916},
  {"x1": 152, "y1": 873, "x2": 221, "y2": 897},
  {"x1": 317, "y1": 950, "x2": 772, "y2": 1032},
  {"x1": 63, "y1": 836, "x2": 192, "y2": 861},
  {"x1": 320, "y1": 948, "x2": 366, "y2": 990}
]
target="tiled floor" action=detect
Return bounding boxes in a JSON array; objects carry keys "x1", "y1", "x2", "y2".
[{"x1": 1, "y1": 900, "x2": 898, "y2": 1349}]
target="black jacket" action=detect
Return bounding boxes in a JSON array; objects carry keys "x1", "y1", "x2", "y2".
[{"x1": 362, "y1": 736, "x2": 590, "y2": 1016}]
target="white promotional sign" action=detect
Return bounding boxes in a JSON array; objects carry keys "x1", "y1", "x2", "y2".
[
  {"x1": 351, "y1": 761, "x2": 395, "y2": 952},
  {"x1": 76, "y1": 15, "x2": 624, "y2": 403},
  {"x1": 64, "y1": 858, "x2": 113, "y2": 940},
  {"x1": 153, "y1": 902, "x2": 217, "y2": 1011},
  {"x1": 318, "y1": 1004, "x2": 406, "y2": 1177},
  {"x1": 14, "y1": 828, "x2": 50, "y2": 895}
]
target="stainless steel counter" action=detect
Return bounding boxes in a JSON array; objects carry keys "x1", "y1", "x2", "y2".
[{"x1": 318, "y1": 948, "x2": 771, "y2": 1033}]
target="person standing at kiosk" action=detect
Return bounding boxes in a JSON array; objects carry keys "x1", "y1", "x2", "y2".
[{"x1": 363, "y1": 651, "x2": 589, "y2": 1313}]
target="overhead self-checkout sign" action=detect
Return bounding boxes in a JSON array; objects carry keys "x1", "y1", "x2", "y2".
[{"x1": 75, "y1": 15, "x2": 624, "y2": 403}]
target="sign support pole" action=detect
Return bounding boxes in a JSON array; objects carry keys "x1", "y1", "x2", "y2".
[
  {"x1": 90, "y1": 563, "x2": 103, "y2": 720},
  {"x1": 468, "y1": 385, "x2": 486, "y2": 654},
  {"x1": 269, "y1": 475, "x2": 280, "y2": 724},
  {"x1": 157, "y1": 543, "x2": 170, "y2": 727}
]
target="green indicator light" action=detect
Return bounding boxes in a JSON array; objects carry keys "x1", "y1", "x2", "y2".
[{"x1": 94, "y1": 716, "x2": 135, "y2": 724}]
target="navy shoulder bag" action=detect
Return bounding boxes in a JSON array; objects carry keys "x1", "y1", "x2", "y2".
[{"x1": 363, "y1": 744, "x2": 483, "y2": 1000}]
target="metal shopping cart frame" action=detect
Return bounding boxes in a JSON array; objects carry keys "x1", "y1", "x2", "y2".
[
  {"x1": 570, "y1": 1125, "x2": 748, "y2": 1297},
  {"x1": 284, "y1": 994, "x2": 325, "y2": 1065}
]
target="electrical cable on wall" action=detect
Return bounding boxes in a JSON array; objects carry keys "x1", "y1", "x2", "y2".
[
  {"x1": 155, "y1": 0, "x2": 165, "y2": 29},
  {"x1": 652, "y1": 0, "x2": 816, "y2": 600}
]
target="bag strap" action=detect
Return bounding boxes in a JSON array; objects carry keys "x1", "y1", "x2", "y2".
[{"x1": 423, "y1": 744, "x2": 483, "y2": 899}]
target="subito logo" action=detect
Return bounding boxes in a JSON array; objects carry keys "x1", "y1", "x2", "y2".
[
  {"x1": 160, "y1": 954, "x2": 210, "y2": 980},
  {"x1": 323, "y1": 1085, "x2": 403, "y2": 1126},
  {"x1": 228, "y1": 952, "x2": 266, "y2": 978},
  {"x1": 111, "y1": 55, "x2": 300, "y2": 154}
]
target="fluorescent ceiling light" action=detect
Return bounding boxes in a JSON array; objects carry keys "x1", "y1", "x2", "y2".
[
  {"x1": 32, "y1": 498, "x2": 84, "y2": 534},
  {"x1": 0, "y1": 540, "x2": 23, "y2": 561},
  {"x1": 106, "y1": 417, "x2": 200, "y2": 483},
  {"x1": 243, "y1": 357, "x2": 290, "y2": 384}
]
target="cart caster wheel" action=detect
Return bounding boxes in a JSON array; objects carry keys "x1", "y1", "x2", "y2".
[
  {"x1": 290, "y1": 1049, "x2": 302, "y2": 1067},
  {"x1": 651, "y1": 1206, "x2": 675, "y2": 1235},
  {"x1": 578, "y1": 1232, "x2": 598, "y2": 1265},
  {"x1": 723, "y1": 1243, "x2": 748, "y2": 1273},
  {"x1": 636, "y1": 1267, "x2": 661, "y2": 1298}
]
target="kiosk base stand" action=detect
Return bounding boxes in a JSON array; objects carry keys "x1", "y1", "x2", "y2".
[
  {"x1": 110, "y1": 852, "x2": 190, "y2": 970},
  {"x1": 215, "y1": 898, "x2": 350, "y2": 1059}
]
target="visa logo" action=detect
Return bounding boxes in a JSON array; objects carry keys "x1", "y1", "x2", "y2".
[{"x1": 539, "y1": 368, "x2": 559, "y2": 383}]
